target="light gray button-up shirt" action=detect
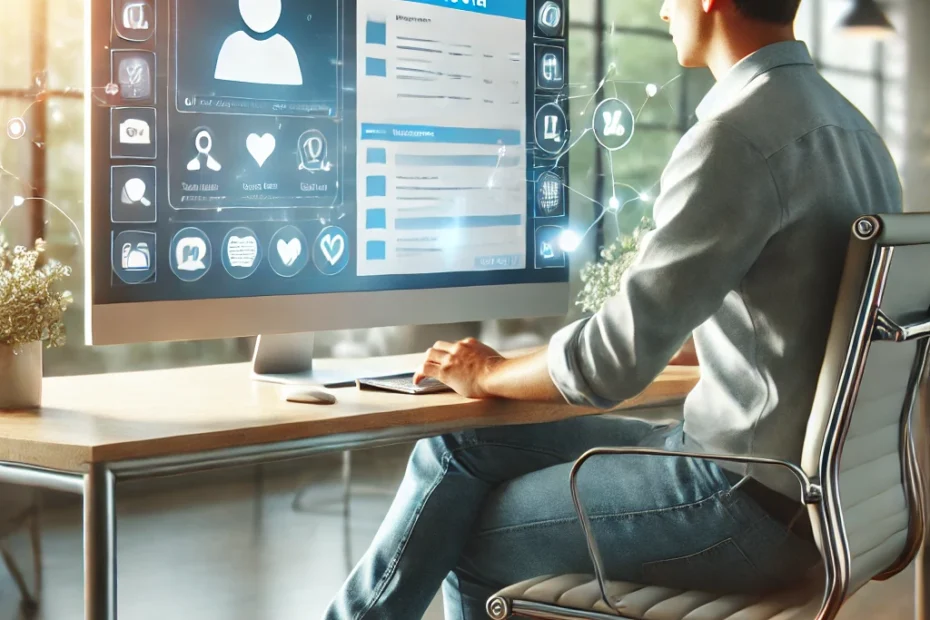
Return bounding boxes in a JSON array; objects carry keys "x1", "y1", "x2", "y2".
[{"x1": 548, "y1": 41, "x2": 903, "y2": 496}]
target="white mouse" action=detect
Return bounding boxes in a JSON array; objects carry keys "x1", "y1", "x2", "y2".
[{"x1": 283, "y1": 387, "x2": 337, "y2": 405}]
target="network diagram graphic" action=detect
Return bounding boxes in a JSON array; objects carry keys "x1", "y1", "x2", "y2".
[
  {"x1": 527, "y1": 62, "x2": 683, "y2": 255},
  {"x1": 0, "y1": 71, "x2": 85, "y2": 246}
]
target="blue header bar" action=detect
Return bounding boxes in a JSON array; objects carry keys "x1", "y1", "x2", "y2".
[
  {"x1": 360, "y1": 123, "x2": 522, "y2": 145},
  {"x1": 403, "y1": 0, "x2": 526, "y2": 20}
]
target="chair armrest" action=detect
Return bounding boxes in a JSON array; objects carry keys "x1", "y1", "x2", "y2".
[
  {"x1": 874, "y1": 308, "x2": 930, "y2": 342},
  {"x1": 568, "y1": 446, "x2": 821, "y2": 614}
]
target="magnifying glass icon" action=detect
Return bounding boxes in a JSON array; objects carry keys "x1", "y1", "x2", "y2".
[{"x1": 187, "y1": 129, "x2": 223, "y2": 172}]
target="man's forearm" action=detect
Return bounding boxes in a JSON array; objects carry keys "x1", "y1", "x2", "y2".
[{"x1": 480, "y1": 346, "x2": 566, "y2": 402}]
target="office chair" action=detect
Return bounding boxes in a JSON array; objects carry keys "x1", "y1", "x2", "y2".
[
  {"x1": 0, "y1": 483, "x2": 41, "y2": 614},
  {"x1": 486, "y1": 213, "x2": 930, "y2": 620}
]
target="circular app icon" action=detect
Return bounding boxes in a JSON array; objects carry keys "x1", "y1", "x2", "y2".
[
  {"x1": 537, "y1": 0, "x2": 563, "y2": 36},
  {"x1": 312, "y1": 226, "x2": 350, "y2": 276},
  {"x1": 170, "y1": 227, "x2": 212, "y2": 282},
  {"x1": 222, "y1": 227, "x2": 262, "y2": 279},
  {"x1": 269, "y1": 225, "x2": 309, "y2": 278},
  {"x1": 536, "y1": 171, "x2": 564, "y2": 217},
  {"x1": 112, "y1": 230, "x2": 157, "y2": 285},
  {"x1": 534, "y1": 103, "x2": 568, "y2": 156},
  {"x1": 593, "y1": 98, "x2": 635, "y2": 151}
]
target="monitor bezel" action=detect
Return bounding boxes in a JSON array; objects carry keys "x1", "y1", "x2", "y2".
[{"x1": 86, "y1": 282, "x2": 568, "y2": 345}]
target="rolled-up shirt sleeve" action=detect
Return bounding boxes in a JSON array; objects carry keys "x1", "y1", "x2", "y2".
[{"x1": 548, "y1": 120, "x2": 783, "y2": 408}]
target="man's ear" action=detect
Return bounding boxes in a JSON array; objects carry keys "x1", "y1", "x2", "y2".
[{"x1": 702, "y1": 0, "x2": 717, "y2": 13}]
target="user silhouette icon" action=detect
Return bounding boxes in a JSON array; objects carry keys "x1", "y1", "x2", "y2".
[{"x1": 214, "y1": 0, "x2": 303, "y2": 86}]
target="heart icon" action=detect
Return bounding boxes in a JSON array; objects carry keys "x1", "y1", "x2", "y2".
[
  {"x1": 276, "y1": 238, "x2": 302, "y2": 267},
  {"x1": 320, "y1": 233, "x2": 345, "y2": 266},
  {"x1": 246, "y1": 133, "x2": 276, "y2": 167}
]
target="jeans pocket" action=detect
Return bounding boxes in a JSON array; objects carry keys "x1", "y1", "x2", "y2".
[{"x1": 641, "y1": 538, "x2": 763, "y2": 594}]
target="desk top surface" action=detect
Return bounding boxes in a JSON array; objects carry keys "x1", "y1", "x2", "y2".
[{"x1": 0, "y1": 353, "x2": 699, "y2": 472}]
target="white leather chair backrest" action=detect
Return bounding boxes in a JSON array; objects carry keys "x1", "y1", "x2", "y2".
[{"x1": 801, "y1": 214, "x2": 930, "y2": 595}]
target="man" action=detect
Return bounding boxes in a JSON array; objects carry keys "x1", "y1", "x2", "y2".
[{"x1": 324, "y1": 0, "x2": 902, "y2": 617}]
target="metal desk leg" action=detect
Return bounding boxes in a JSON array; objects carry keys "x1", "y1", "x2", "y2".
[
  {"x1": 919, "y1": 545, "x2": 927, "y2": 620},
  {"x1": 84, "y1": 464, "x2": 116, "y2": 620}
]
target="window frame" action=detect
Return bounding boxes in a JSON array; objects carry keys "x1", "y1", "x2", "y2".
[{"x1": 0, "y1": 0, "x2": 82, "y2": 245}]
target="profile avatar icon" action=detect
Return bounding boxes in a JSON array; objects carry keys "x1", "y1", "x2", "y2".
[
  {"x1": 187, "y1": 129, "x2": 222, "y2": 172},
  {"x1": 214, "y1": 0, "x2": 303, "y2": 86}
]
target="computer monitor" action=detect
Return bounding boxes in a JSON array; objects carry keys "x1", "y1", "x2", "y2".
[{"x1": 85, "y1": 0, "x2": 571, "y2": 382}]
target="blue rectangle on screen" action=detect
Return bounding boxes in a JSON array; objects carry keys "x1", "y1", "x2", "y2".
[
  {"x1": 367, "y1": 148, "x2": 387, "y2": 164},
  {"x1": 360, "y1": 124, "x2": 521, "y2": 146},
  {"x1": 366, "y1": 20, "x2": 387, "y2": 44},
  {"x1": 366, "y1": 209, "x2": 387, "y2": 229},
  {"x1": 403, "y1": 0, "x2": 525, "y2": 20},
  {"x1": 367, "y1": 241, "x2": 387, "y2": 260},
  {"x1": 366, "y1": 176, "x2": 387, "y2": 197},
  {"x1": 366, "y1": 58, "x2": 387, "y2": 77}
]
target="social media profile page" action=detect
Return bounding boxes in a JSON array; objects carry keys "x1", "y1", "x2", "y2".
[{"x1": 168, "y1": 0, "x2": 342, "y2": 212}]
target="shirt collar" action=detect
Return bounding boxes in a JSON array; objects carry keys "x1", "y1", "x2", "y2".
[{"x1": 695, "y1": 41, "x2": 815, "y2": 121}]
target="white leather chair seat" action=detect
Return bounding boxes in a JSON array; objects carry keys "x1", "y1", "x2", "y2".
[{"x1": 493, "y1": 573, "x2": 823, "y2": 620}]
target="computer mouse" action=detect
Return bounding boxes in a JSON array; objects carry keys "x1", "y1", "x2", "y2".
[{"x1": 283, "y1": 387, "x2": 338, "y2": 405}]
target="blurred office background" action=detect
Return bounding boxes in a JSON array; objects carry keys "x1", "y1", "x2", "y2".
[{"x1": 0, "y1": 0, "x2": 927, "y2": 618}]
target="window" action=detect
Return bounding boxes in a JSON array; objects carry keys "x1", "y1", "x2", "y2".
[
  {"x1": 795, "y1": 0, "x2": 904, "y2": 162},
  {"x1": 0, "y1": 0, "x2": 252, "y2": 376},
  {"x1": 563, "y1": 0, "x2": 713, "y2": 314}
]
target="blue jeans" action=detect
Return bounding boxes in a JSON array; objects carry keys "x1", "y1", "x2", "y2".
[{"x1": 323, "y1": 417, "x2": 819, "y2": 620}]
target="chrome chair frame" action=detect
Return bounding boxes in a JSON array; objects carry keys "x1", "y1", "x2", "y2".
[{"x1": 487, "y1": 215, "x2": 930, "y2": 620}]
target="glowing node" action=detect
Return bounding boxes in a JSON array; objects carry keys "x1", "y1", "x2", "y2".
[
  {"x1": 645, "y1": 83, "x2": 659, "y2": 98},
  {"x1": 12, "y1": 196, "x2": 25, "y2": 207},
  {"x1": 104, "y1": 82, "x2": 120, "y2": 96},
  {"x1": 559, "y1": 229, "x2": 581, "y2": 253},
  {"x1": 51, "y1": 108, "x2": 65, "y2": 124},
  {"x1": 607, "y1": 195, "x2": 620, "y2": 212},
  {"x1": 6, "y1": 117, "x2": 26, "y2": 140},
  {"x1": 639, "y1": 192, "x2": 653, "y2": 202}
]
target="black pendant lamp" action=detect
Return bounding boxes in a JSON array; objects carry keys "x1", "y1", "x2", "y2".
[{"x1": 838, "y1": 0, "x2": 895, "y2": 39}]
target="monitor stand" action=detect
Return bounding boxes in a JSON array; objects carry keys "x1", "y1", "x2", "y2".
[{"x1": 251, "y1": 333, "x2": 401, "y2": 387}]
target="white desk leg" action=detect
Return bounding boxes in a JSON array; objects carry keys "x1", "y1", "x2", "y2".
[{"x1": 84, "y1": 464, "x2": 116, "y2": 620}]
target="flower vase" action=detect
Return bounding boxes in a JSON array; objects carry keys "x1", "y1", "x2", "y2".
[{"x1": 0, "y1": 341, "x2": 42, "y2": 410}]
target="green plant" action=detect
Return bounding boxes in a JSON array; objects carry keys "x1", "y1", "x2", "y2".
[
  {"x1": 0, "y1": 237, "x2": 73, "y2": 352},
  {"x1": 576, "y1": 217, "x2": 656, "y2": 314}
]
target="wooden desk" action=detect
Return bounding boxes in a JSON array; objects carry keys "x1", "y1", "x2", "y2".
[{"x1": 0, "y1": 355, "x2": 699, "y2": 620}]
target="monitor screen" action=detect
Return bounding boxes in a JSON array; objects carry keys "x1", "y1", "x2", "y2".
[{"x1": 90, "y1": 0, "x2": 569, "y2": 306}]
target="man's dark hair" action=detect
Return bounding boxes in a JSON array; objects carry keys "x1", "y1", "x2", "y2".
[{"x1": 733, "y1": 0, "x2": 801, "y2": 24}]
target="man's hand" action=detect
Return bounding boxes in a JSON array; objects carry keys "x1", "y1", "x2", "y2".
[
  {"x1": 414, "y1": 339, "x2": 565, "y2": 402},
  {"x1": 413, "y1": 338, "x2": 504, "y2": 398}
]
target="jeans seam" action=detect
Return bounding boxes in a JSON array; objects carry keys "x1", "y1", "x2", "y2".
[
  {"x1": 353, "y1": 452, "x2": 452, "y2": 620},
  {"x1": 474, "y1": 492, "x2": 722, "y2": 537}
]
